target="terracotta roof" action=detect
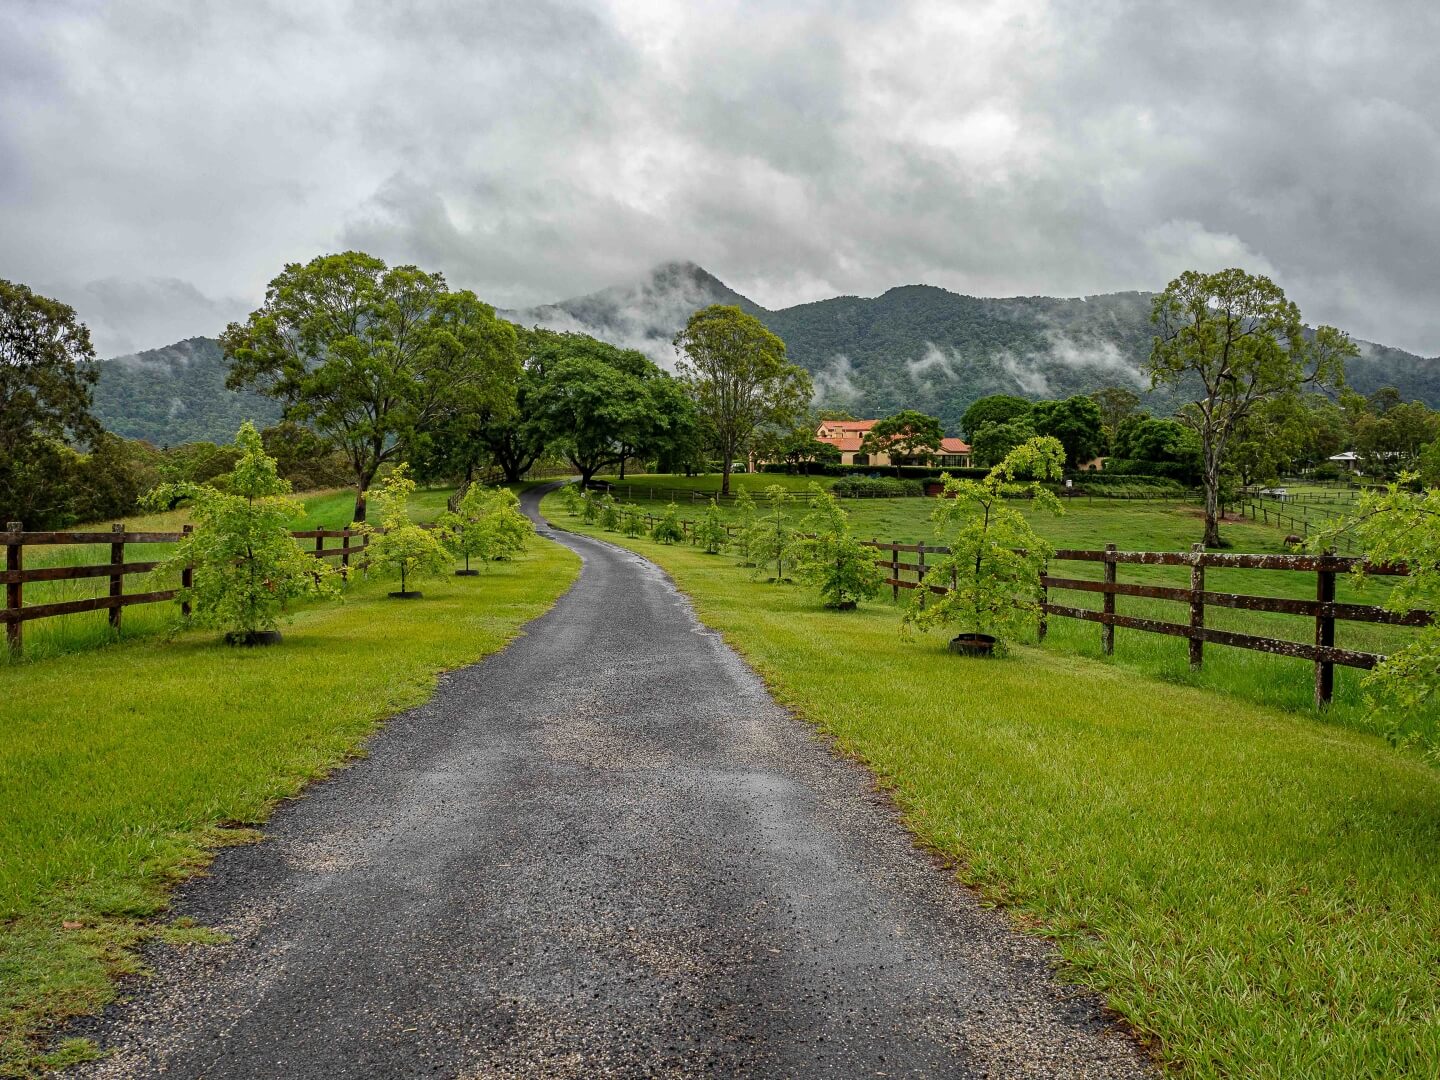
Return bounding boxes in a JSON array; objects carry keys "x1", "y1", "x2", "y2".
[{"x1": 939, "y1": 438, "x2": 971, "y2": 454}]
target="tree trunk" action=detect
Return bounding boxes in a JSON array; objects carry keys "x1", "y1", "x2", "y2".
[
  {"x1": 619, "y1": 455, "x2": 627, "y2": 480},
  {"x1": 352, "y1": 487, "x2": 367, "y2": 523},
  {"x1": 1202, "y1": 455, "x2": 1222, "y2": 548}
]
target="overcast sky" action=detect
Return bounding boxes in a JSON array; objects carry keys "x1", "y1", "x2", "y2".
[{"x1": 3, "y1": 0, "x2": 1437, "y2": 358}]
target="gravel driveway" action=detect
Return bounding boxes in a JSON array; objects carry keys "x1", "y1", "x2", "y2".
[{"x1": 67, "y1": 486, "x2": 1153, "y2": 1078}]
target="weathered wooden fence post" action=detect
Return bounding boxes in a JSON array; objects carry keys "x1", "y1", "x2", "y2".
[
  {"x1": 916, "y1": 541, "x2": 927, "y2": 609},
  {"x1": 5, "y1": 522, "x2": 21, "y2": 655},
  {"x1": 340, "y1": 528, "x2": 351, "y2": 579},
  {"x1": 180, "y1": 524, "x2": 194, "y2": 618},
  {"x1": 1038, "y1": 559, "x2": 1048, "y2": 642},
  {"x1": 1102, "y1": 543, "x2": 1116, "y2": 655},
  {"x1": 1189, "y1": 542, "x2": 1205, "y2": 670},
  {"x1": 1315, "y1": 550, "x2": 1336, "y2": 708},
  {"x1": 108, "y1": 523, "x2": 125, "y2": 633}
]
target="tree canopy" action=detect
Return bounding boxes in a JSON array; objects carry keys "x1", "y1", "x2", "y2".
[
  {"x1": 222, "y1": 252, "x2": 520, "y2": 520},
  {"x1": 960, "y1": 394, "x2": 1031, "y2": 441},
  {"x1": 1149, "y1": 268, "x2": 1353, "y2": 546},
  {"x1": 861, "y1": 409, "x2": 944, "y2": 474},
  {"x1": 674, "y1": 305, "x2": 811, "y2": 495},
  {"x1": 0, "y1": 280, "x2": 100, "y2": 528}
]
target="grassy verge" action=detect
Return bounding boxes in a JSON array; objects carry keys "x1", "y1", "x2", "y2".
[
  {"x1": 585, "y1": 475, "x2": 1429, "y2": 747},
  {"x1": 548, "y1": 494, "x2": 1440, "y2": 1078},
  {"x1": 0, "y1": 537, "x2": 580, "y2": 1075}
]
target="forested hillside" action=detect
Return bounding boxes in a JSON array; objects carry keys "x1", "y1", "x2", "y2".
[
  {"x1": 93, "y1": 337, "x2": 280, "y2": 445},
  {"x1": 93, "y1": 263, "x2": 1440, "y2": 443}
]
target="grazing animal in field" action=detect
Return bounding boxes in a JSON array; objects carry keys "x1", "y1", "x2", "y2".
[{"x1": 1283, "y1": 534, "x2": 1304, "y2": 548}]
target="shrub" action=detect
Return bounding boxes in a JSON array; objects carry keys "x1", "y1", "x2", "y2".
[
  {"x1": 581, "y1": 488, "x2": 599, "y2": 524},
  {"x1": 144, "y1": 422, "x2": 338, "y2": 642},
  {"x1": 355, "y1": 466, "x2": 451, "y2": 597},
  {"x1": 831, "y1": 476, "x2": 924, "y2": 498},
  {"x1": 790, "y1": 483, "x2": 884, "y2": 608},
  {"x1": 651, "y1": 502, "x2": 685, "y2": 544},
  {"x1": 903, "y1": 437, "x2": 1065, "y2": 653}
]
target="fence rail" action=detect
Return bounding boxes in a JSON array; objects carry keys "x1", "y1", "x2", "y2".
[
  {"x1": 3, "y1": 521, "x2": 367, "y2": 655},
  {"x1": 611, "y1": 510, "x2": 1422, "y2": 709}
]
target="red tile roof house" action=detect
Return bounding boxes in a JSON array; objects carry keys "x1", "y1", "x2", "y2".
[{"x1": 814, "y1": 420, "x2": 971, "y2": 468}]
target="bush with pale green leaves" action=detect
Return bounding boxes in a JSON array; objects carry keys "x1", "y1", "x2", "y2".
[
  {"x1": 790, "y1": 483, "x2": 884, "y2": 608},
  {"x1": 355, "y1": 466, "x2": 451, "y2": 596},
  {"x1": 560, "y1": 483, "x2": 585, "y2": 517},
  {"x1": 621, "y1": 502, "x2": 644, "y2": 538},
  {"x1": 144, "y1": 422, "x2": 338, "y2": 642},
  {"x1": 437, "y1": 485, "x2": 533, "y2": 572},
  {"x1": 1318, "y1": 475, "x2": 1440, "y2": 755},
  {"x1": 903, "y1": 437, "x2": 1065, "y2": 652}
]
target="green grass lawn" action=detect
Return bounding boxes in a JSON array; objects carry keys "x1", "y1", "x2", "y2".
[
  {"x1": 588, "y1": 475, "x2": 1428, "y2": 744},
  {"x1": 0, "y1": 535, "x2": 580, "y2": 1075},
  {"x1": 4, "y1": 485, "x2": 456, "y2": 663},
  {"x1": 547, "y1": 493, "x2": 1440, "y2": 1078}
]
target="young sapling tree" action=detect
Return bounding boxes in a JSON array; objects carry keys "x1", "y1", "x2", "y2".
[
  {"x1": 651, "y1": 502, "x2": 685, "y2": 545},
  {"x1": 144, "y1": 422, "x2": 338, "y2": 645},
  {"x1": 621, "y1": 502, "x2": 644, "y2": 538},
  {"x1": 903, "y1": 437, "x2": 1065, "y2": 655},
  {"x1": 560, "y1": 482, "x2": 585, "y2": 518},
  {"x1": 598, "y1": 493, "x2": 621, "y2": 532},
  {"x1": 437, "y1": 485, "x2": 532, "y2": 574},
  {"x1": 581, "y1": 488, "x2": 599, "y2": 525},
  {"x1": 356, "y1": 465, "x2": 451, "y2": 598},
  {"x1": 695, "y1": 498, "x2": 729, "y2": 554},
  {"x1": 749, "y1": 484, "x2": 796, "y2": 582},
  {"x1": 790, "y1": 483, "x2": 883, "y2": 609},
  {"x1": 733, "y1": 487, "x2": 759, "y2": 566}
]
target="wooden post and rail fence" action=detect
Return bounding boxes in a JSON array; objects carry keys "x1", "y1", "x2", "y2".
[
  {"x1": 621, "y1": 511, "x2": 1426, "y2": 709},
  {"x1": 2, "y1": 522, "x2": 368, "y2": 656}
]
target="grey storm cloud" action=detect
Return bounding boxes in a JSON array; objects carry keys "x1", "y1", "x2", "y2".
[{"x1": 2, "y1": 0, "x2": 1437, "y2": 358}]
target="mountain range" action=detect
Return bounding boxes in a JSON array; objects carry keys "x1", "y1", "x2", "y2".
[{"x1": 95, "y1": 261, "x2": 1440, "y2": 444}]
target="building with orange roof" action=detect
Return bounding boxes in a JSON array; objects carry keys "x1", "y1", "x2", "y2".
[{"x1": 814, "y1": 419, "x2": 971, "y2": 469}]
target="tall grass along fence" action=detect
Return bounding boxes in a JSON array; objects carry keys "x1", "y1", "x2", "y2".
[
  {"x1": 2, "y1": 521, "x2": 366, "y2": 656},
  {"x1": 617, "y1": 510, "x2": 1426, "y2": 709}
]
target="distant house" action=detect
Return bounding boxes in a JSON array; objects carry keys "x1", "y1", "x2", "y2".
[
  {"x1": 1328, "y1": 451, "x2": 1361, "y2": 473},
  {"x1": 814, "y1": 419, "x2": 971, "y2": 468}
]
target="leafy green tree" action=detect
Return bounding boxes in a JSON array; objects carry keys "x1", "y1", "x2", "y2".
[
  {"x1": 581, "y1": 488, "x2": 598, "y2": 524},
  {"x1": 1112, "y1": 417, "x2": 1203, "y2": 483},
  {"x1": 861, "y1": 409, "x2": 945, "y2": 475},
  {"x1": 260, "y1": 421, "x2": 351, "y2": 491},
  {"x1": 1318, "y1": 478, "x2": 1440, "y2": 749},
  {"x1": 1148, "y1": 269, "x2": 1353, "y2": 546},
  {"x1": 1030, "y1": 395, "x2": 1105, "y2": 468},
  {"x1": 223, "y1": 252, "x2": 519, "y2": 521},
  {"x1": 145, "y1": 422, "x2": 337, "y2": 642},
  {"x1": 903, "y1": 438, "x2": 1065, "y2": 652},
  {"x1": 674, "y1": 305, "x2": 812, "y2": 496},
  {"x1": 69, "y1": 434, "x2": 163, "y2": 523},
  {"x1": 970, "y1": 416, "x2": 1037, "y2": 467},
  {"x1": 529, "y1": 334, "x2": 682, "y2": 487},
  {"x1": 598, "y1": 493, "x2": 621, "y2": 531},
  {"x1": 437, "y1": 485, "x2": 532, "y2": 573},
  {"x1": 695, "y1": 498, "x2": 729, "y2": 554},
  {"x1": 749, "y1": 484, "x2": 796, "y2": 581},
  {"x1": 1, "y1": 279, "x2": 101, "y2": 528},
  {"x1": 960, "y1": 394, "x2": 1031, "y2": 441},
  {"x1": 733, "y1": 487, "x2": 759, "y2": 566},
  {"x1": 560, "y1": 482, "x2": 585, "y2": 517},
  {"x1": 651, "y1": 502, "x2": 685, "y2": 544},
  {"x1": 790, "y1": 483, "x2": 883, "y2": 608},
  {"x1": 356, "y1": 465, "x2": 451, "y2": 597},
  {"x1": 1354, "y1": 401, "x2": 1439, "y2": 478},
  {"x1": 621, "y1": 502, "x2": 644, "y2": 537},
  {"x1": 1090, "y1": 386, "x2": 1141, "y2": 451}
]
